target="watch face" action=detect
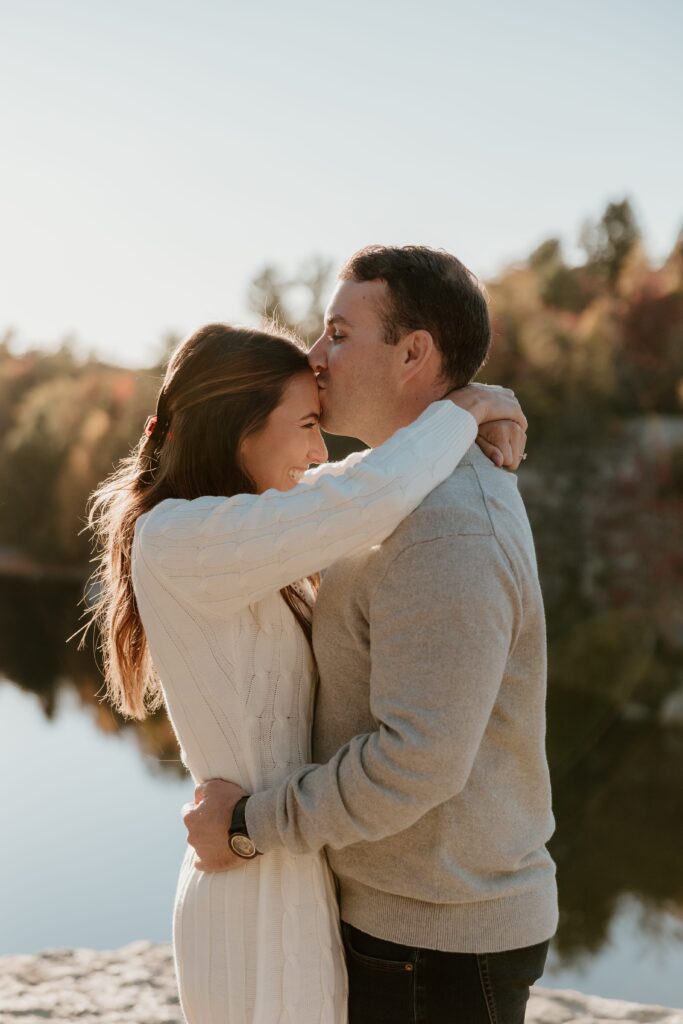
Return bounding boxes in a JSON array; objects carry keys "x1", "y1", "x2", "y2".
[{"x1": 230, "y1": 834, "x2": 257, "y2": 859}]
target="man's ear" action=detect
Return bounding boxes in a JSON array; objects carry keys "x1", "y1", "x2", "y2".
[{"x1": 399, "y1": 330, "x2": 436, "y2": 384}]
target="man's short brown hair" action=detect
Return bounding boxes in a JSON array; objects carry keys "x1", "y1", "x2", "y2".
[{"x1": 339, "y1": 245, "x2": 491, "y2": 387}]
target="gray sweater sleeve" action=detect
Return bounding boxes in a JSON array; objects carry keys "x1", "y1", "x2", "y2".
[{"x1": 246, "y1": 532, "x2": 522, "y2": 854}]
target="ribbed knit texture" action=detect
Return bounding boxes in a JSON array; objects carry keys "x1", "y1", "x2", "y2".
[
  {"x1": 246, "y1": 444, "x2": 559, "y2": 955},
  {"x1": 131, "y1": 401, "x2": 477, "y2": 1024}
]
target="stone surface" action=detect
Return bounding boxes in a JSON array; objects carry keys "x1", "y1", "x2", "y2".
[{"x1": 0, "y1": 941, "x2": 680, "y2": 1023}]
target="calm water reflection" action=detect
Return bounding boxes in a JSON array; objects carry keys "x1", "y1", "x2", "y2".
[{"x1": 2, "y1": 446, "x2": 683, "y2": 1009}]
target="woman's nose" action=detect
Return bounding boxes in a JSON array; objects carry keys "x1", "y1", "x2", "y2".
[{"x1": 310, "y1": 431, "x2": 328, "y2": 464}]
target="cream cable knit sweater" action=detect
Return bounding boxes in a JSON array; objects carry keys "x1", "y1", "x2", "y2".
[{"x1": 131, "y1": 401, "x2": 477, "y2": 1024}]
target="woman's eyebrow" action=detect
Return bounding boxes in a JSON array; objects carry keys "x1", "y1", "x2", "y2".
[
  {"x1": 326, "y1": 314, "x2": 352, "y2": 327},
  {"x1": 298, "y1": 412, "x2": 320, "y2": 421}
]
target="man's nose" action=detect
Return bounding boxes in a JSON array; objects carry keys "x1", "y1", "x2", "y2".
[{"x1": 308, "y1": 335, "x2": 327, "y2": 374}]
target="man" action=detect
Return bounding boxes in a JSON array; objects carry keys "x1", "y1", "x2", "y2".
[{"x1": 184, "y1": 245, "x2": 558, "y2": 1022}]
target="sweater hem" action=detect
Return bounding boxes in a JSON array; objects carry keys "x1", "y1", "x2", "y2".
[{"x1": 338, "y1": 875, "x2": 559, "y2": 954}]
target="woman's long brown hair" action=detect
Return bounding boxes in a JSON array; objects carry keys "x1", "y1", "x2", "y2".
[{"x1": 83, "y1": 323, "x2": 319, "y2": 720}]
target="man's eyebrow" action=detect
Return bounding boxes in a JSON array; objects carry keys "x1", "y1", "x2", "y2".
[
  {"x1": 325, "y1": 313, "x2": 352, "y2": 326},
  {"x1": 298, "y1": 411, "x2": 320, "y2": 421}
]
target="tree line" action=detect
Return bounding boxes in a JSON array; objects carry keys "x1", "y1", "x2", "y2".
[{"x1": 0, "y1": 198, "x2": 681, "y2": 567}]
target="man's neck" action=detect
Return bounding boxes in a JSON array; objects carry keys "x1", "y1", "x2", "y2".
[{"x1": 363, "y1": 389, "x2": 448, "y2": 448}]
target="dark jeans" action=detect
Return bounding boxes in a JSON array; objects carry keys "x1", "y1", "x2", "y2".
[{"x1": 342, "y1": 922, "x2": 549, "y2": 1024}]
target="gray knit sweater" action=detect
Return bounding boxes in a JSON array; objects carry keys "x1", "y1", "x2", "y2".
[{"x1": 247, "y1": 443, "x2": 558, "y2": 954}]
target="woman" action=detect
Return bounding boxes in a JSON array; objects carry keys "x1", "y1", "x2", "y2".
[{"x1": 87, "y1": 322, "x2": 526, "y2": 1024}]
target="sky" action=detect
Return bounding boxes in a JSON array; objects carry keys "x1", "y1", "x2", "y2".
[{"x1": 1, "y1": 0, "x2": 681, "y2": 367}]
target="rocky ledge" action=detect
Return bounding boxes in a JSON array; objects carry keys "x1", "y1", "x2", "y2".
[{"x1": 0, "y1": 942, "x2": 681, "y2": 1023}]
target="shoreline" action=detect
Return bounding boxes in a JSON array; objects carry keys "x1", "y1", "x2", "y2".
[
  {"x1": 1, "y1": 942, "x2": 681, "y2": 1023},
  {"x1": 0, "y1": 550, "x2": 87, "y2": 582}
]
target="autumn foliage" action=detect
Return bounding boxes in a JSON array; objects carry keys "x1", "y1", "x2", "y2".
[{"x1": 0, "y1": 200, "x2": 681, "y2": 567}]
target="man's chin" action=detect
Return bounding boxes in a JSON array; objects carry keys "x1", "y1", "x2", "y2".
[
  {"x1": 319, "y1": 395, "x2": 363, "y2": 439},
  {"x1": 319, "y1": 406, "x2": 345, "y2": 436},
  {"x1": 319, "y1": 416, "x2": 343, "y2": 436},
  {"x1": 318, "y1": 396, "x2": 336, "y2": 434}
]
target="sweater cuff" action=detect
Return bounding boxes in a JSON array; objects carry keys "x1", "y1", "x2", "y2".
[{"x1": 245, "y1": 788, "x2": 284, "y2": 854}]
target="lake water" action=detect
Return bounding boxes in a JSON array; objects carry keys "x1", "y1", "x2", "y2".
[
  {"x1": 3, "y1": 682, "x2": 682, "y2": 1008},
  {"x1": 2, "y1": 437, "x2": 683, "y2": 1016}
]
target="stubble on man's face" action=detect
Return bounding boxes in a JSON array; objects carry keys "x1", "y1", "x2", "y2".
[{"x1": 309, "y1": 280, "x2": 397, "y2": 443}]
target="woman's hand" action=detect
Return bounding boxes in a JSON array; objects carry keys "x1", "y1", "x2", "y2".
[
  {"x1": 476, "y1": 419, "x2": 527, "y2": 469},
  {"x1": 446, "y1": 382, "x2": 528, "y2": 431},
  {"x1": 446, "y1": 383, "x2": 528, "y2": 469}
]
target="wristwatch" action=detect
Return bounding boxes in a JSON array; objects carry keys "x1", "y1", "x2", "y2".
[{"x1": 228, "y1": 796, "x2": 261, "y2": 859}]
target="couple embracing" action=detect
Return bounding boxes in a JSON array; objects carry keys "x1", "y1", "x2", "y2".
[{"x1": 88, "y1": 245, "x2": 558, "y2": 1023}]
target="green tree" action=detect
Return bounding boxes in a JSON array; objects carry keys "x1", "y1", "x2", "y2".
[
  {"x1": 580, "y1": 198, "x2": 641, "y2": 286},
  {"x1": 248, "y1": 256, "x2": 333, "y2": 344},
  {"x1": 528, "y1": 237, "x2": 588, "y2": 312}
]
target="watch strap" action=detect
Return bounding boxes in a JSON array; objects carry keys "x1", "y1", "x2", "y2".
[
  {"x1": 229, "y1": 795, "x2": 250, "y2": 837},
  {"x1": 228, "y1": 796, "x2": 261, "y2": 858}
]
